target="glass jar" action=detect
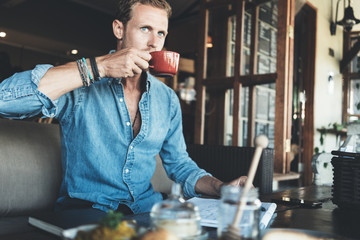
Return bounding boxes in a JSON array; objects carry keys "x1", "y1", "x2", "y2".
[
  {"x1": 150, "y1": 183, "x2": 202, "y2": 239},
  {"x1": 217, "y1": 185, "x2": 261, "y2": 240}
]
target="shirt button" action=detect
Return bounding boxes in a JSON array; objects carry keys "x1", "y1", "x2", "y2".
[
  {"x1": 125, "y1": 169, "x2": 129, "y2": 173},
  {"x1": 130, "y1": 146, "x2": 133, "y2": 149},
  {"x1": 131, "y1": 191, "x2": 134, "y2": 194},
  {"x1": 126, "y1": 122, "x2": 130, "y2": 126},
  {"x1": 120, "y1": 98, "x2": 123, "y2": 102}
]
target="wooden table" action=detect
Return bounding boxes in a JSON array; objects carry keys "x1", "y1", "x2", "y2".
[
  {"x1": 1, "y1": 185, "x2": 358, "y2": 240},
  {"x1": 259, "y1": 185, "x2": 358, "y2": 239}
]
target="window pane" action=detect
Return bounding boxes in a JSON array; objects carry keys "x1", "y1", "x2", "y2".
[
  {"x1": 226, "y1": 10, "x2": 252, "y2": 76},
  {"x1": 228, "y1": 15, "x2": 236, "y2": 77},
  {"x1": 255, "y1": 84, "x2": 275, "y2": 148},
  {"x1": 350, "y1": 37, "x2": 360, "y2": 73},
  {"x1": 224, "y1": 89, "x2": 233, "y2": 145},
  {"x1": 242, "y1": 10, "x2": 252, "y2": 75},
  {"x1": 257, "y1": 0, "x2": 278, "y2": 74},
  {"x1": 351, "y1": 56, "x2": 360, "y2": 73},
  {"x1": 241, "y1": 87, "x2": 249, "y2": 117},
  {"x1": 224, "y1": 87, "x2": 249, "y2": 146},
  {"x1": 211, "y1": 6, "x2": 252, "y2": 78},
  {"x1": 349, "y1": 79, "x2": 360, "y2": 115}
]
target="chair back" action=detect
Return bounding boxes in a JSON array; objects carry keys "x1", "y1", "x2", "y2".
[
  {"x1": 0, "y1": 119, "x2": 62, "y2": 217},
  {"x1": 187, "y1": 144, "x2": 274, "y2": 195}
]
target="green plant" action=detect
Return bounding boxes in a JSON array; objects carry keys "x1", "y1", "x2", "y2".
[
  {"x1": 316, "y1": 122, "x2": 346, "y2": 154},
  {"x1": 331, "y1": 122, "x2": 345, "y2": 131},
  {"x1": 314, "y1": 147, "x2": 319, "y2": 154},
  {"x1": 99, "y1": 211, "x2": 124, "y2": 229}
]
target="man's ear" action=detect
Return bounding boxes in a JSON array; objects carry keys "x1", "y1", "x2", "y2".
[{"x1": 113, "y1": 19, "x2": 124, "y2": 40}]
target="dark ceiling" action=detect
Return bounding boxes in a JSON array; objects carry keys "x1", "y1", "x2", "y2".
[{"x1": 0, "y1": 0, "x2": 200, "y2": 60}]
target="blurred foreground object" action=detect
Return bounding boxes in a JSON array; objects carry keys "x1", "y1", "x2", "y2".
[{"x1": 139, "y1": 229, "x2": 179, "y2": 240}]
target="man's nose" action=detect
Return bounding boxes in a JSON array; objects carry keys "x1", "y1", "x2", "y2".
[{"x1": 148, "y1": 33, "x2": 162, "y2": 50}]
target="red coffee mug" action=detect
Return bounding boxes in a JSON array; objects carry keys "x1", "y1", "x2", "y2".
[{"x1": 149, "y1": 51, "x2": 180, "y2": 76}]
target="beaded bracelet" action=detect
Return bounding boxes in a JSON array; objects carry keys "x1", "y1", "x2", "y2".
[
  {"x1": 76, "y1": 59, "x2": 90, "y2": 87},
  {"x1": 90, "y1": 56, "x2": 101, "y2": 81},
  {"x1": 82, "y1": 57, "x2": 94, "y2": 84}
]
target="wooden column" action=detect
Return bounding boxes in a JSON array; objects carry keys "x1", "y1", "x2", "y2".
[
  {"x1": 302, "y1": 3, "x2": 317, "y2": 186},
  {"x1": 342, "y1": 31, "x2": 351, "y2": 124},
  {"x1": 274, "y1": 0, "x2": 295, "y2": 173},
  {"x1": 246, "y1": 6, "x2": 259, "y2": 147},
  {"x1": 194, "y1": 0, "x2": 208, "y2": 144},
  {"x1": 232, "y1": 0, "x2": 245, "y2": 146}
]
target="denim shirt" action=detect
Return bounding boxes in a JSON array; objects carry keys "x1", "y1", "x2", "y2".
[{"x1": 0, "y1": 64, "x2": 210, "y2": 213}]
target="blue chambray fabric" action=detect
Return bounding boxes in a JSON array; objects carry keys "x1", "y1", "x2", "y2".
[{"x1": 0, "y1": 64, "x2": 210, "y2": 213}]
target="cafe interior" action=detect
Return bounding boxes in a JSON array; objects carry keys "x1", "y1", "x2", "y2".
[{"x1": 1, "y1": 0, "x2": 360, "y2": 239}]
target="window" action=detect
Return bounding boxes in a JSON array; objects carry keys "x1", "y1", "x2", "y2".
[{"x1": 195, "y1": 0, "x2": 294, "y2": 174}]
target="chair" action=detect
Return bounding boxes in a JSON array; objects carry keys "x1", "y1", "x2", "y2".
[
  {"x1": 187, "y1": 144, "x2": 274, "y2": 195},
  {"x1": 0, "y1": 119, "x2": 62, "y2": 235}
]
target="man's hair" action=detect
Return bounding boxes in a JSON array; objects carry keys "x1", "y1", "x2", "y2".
[{"x1": 115, "y1": 0, "x2": 172, "y2": 26}]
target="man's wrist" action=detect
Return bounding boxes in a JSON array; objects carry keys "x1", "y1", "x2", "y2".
[
  {"x1": 215, "y1": 182, "x2": 224, "y2": 197},
  {"x1": 195, "y1": 175, "x2": 224, "y2": 198},
  {"x1": 95, "y1": 56, "x2": 106, "y2": 78}
]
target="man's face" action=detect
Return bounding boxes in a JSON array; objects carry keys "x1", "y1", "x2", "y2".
[{"x1": 121, "y1": 3, "x2": 168, "y2": 52}]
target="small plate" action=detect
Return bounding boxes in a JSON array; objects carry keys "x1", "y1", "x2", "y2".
[
  {"x1": 261, "y1": 228, "x2": 341, "y2": 240},
  {"x1": 61, "y1": 221, "x2": 146, "y2": 240},
  {"x1": 182, "y1": 230, "x2": 209, "y2": 240},
  {"x1": 62, "y1": 224, "x2": 97, "y2": 239}
]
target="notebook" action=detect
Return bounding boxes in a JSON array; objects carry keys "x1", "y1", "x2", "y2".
[
  {"x1": 28, "y1": 208, "x2": 105, "y2": 236},
  {"x1": 187, "y1": 197, "x2": 277, "y2": 229}
]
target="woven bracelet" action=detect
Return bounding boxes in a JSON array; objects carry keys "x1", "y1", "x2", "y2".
[
  {"x1": 76, "y1": 59, "x2": 89, "y2": 87},
  {"x1": 90, "y1": 56, "x2": 100, "y2": 81},
  {"x1": 82, "y1": 57, "x2": 94, "y2": 84}
]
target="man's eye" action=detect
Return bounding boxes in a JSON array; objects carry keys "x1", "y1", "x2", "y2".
[
  {"x1": 158, "y1": 32, "x2": 165, "y2": 37},
  {"x1": 141, "y1": 27, "x2": 149, "y2": 32}
]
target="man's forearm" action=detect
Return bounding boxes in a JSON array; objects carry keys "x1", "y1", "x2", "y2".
[
  {"x1": 194, "y1": 175, "x2": 250, "y2": 198},
  {"x1": 38, "y1": 61, "x2": 84, "y2": 101},
  {"x1": 195, "y1": 175, "x2": 223, "y2": 198}
]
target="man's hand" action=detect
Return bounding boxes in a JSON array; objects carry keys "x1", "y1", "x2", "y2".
[
  {"x1": 195, "y1": 175, "x2": 250, "y2": 198},
  {"x1": 227, "y1": 176, "x2": 249, "y2": 187},
  {"x1": 195, "y1": 176, "x2": 254, "y2": 197},
  {"x1": 96, "y1": 48, "x2": 152, "y2": 79}
]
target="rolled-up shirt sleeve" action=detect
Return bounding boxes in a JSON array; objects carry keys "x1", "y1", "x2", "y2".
[
  {"x1": 0, "y1": 64, "x2": 59, "y2": 119},
  {"x1": 160, "y1": 90, "x2": 211, "y2": 198}
]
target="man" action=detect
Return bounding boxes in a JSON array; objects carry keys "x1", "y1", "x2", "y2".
[{"x1": 0, "y1": 0, "x2": 247, "y2": 214}]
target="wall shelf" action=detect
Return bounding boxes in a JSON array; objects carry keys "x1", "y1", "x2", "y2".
[{"x1": 316, "y1": 128, "x2": 347, "y2": 137}]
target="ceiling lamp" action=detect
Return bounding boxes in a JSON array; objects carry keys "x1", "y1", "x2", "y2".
[
  {"x1": 331, "y1": 0, "x2": 360, "y2": 35},
  {"x1": 206, "y1": 36, "x2": 213, "y2": 48}
]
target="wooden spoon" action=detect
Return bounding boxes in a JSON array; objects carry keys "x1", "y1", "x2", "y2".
[{"x1": 222, "y1": 135, "x2": 269, "y2": 240}]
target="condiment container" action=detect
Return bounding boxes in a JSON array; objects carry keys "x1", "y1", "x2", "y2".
[
  {"x1": 150, "y1": 183, "x2": 202, "y2": 239},
  {"x1": 217, "y1": 185, "x2": 261, "y2": 240}
]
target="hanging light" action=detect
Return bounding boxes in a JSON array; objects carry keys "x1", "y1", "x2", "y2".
[
  {"x1": 337, "y1": 0, "x2": 360, "y2": 31},
  {"x1": 331, "y1": 0, "x2": 360, "y2": 35},
  {"x1": 206, "y1": 36, "x2": 213, "y2": 48}
]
